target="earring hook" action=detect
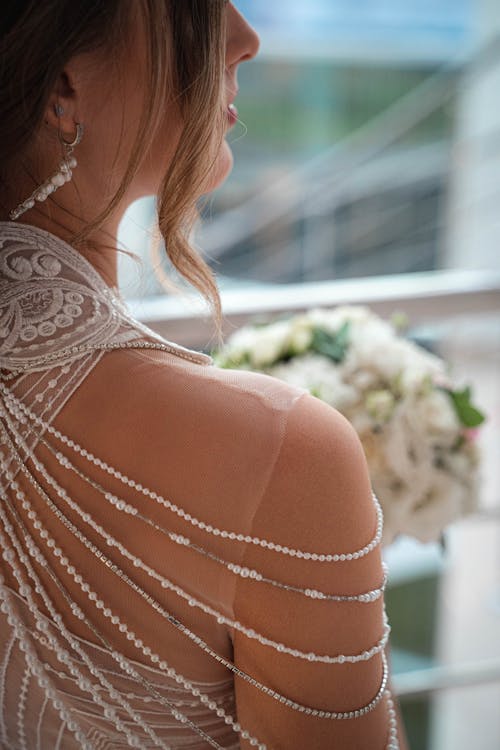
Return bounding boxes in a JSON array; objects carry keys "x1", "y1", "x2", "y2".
[{"x1": 59, "y1": 123, "x2": 84, "y2": 150}]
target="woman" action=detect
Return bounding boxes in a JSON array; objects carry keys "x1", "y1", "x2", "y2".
[{"x1": 0, "y1": 1, "x2": 406, "y2": 747}]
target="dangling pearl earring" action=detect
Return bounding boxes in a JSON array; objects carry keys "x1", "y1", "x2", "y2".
[{"x1": 9, "y1": 120, "x2": 84, "y2": 221}]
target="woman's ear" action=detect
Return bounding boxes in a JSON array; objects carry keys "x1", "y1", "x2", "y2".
[{"x1": 45, "y1": 70, "x2": 81, "y2": 137}]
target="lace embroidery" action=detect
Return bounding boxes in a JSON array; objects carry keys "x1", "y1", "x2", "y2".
[
  {"x1": 0, "y1": 221, "x2": 212, "y2": 373},
  {"x1": 0, "y1": 226, "x2": 124, "y2": 371}
]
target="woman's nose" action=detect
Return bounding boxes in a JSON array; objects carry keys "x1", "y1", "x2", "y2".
[{"x1": 226, "y1": 4, "x2": 261, "y2": 67}]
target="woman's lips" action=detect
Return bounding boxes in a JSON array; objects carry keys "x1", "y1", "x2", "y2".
[{"x1": 227, "y1": 103, "x2": 238, "y2": 127}]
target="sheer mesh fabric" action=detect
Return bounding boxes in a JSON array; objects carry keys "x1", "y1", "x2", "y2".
[
  {"x1": 1, "y1": 589, "x2": 239, "y2": 750},
  {"x1": 0, "y1": 222, "x2": 397, "y2": 749}
]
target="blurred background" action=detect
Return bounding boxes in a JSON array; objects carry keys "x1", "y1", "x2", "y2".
[
  {"x1": 119, "y1": 0, "x2": 497, "y2": 292},
  {"x1": 118, "y1": 2, "x2": 500, "y2": 749}
]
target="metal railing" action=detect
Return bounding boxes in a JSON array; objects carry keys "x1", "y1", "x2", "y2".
[
  {"x1": 394, "y1": 657, "x2": 500, "y2": 700},
  {"x1": 129, "y1": 268, "x2": 500, "y2": 350}
]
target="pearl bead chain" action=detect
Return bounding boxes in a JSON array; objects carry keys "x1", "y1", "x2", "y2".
[
  {"x1": 9, "y1": 157, "x2": 77, "y2": 221},
  {"x1": 0, "y1": 562, "x2": 171, "y2": 750},
  {"x1": 0, "y1": 426, "x2": 399, "y2": 747},
  {"x1": 386, "y1": 692, "x2": 400, "y2": 749},
  {"x1": 0, "y1": 381, "x2": 384, "y2": 563},
  {"x1": 0, "y1": 228, "x2": 401, "y2": 748},
  {"x1": 3, "y1": 484, "x2": 390, "y2": 730},
  {"x1": 0, "y1": 496, "x2": 231, "y2": 750},
  {"x1": 0, "y1": 436, "x2": 390, "y2": 725},
  {"x1": 34, "y1": 426, "x2": 388, "y2": 606},
  {"x1": 0, "y1": 584, "x2": 96, "y2": 749},
  {"x1": 0, "y1": 478, "x2": 264, "y2": 749},
  {"x1": 0, "y1": 420, "x2": 391, "y2": 668}
]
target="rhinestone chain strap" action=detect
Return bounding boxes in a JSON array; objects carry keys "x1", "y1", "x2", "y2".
[
  {"x1": 0, "y1": 380, "x2": 400, "y2": 748},
  {"x1": 0, "y1": 432, "x2": 391, "y2": 748},
  {"x1": 0, "y1": 381, "x2": 384, "y2": 563},
  {"x1": 38, "y1": 430, "x2": 388, "y2": 605},
  {"x1": 0, "y1": 414, "x2": 391, "y2": 667},
  {"x1": 0, "y1": 465, "x2": 242, "y2": 748}
]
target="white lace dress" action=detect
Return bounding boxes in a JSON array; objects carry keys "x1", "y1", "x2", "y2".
[{"x1": 0, "y1": 222, "x2": 399, "y2": 749}]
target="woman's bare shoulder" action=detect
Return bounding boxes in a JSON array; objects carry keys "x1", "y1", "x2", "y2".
[
  {"x1": 231, "y1": 392, "x2": 388, "y2": 749},
  {"x1": 56, "y1": 349, "x2": 313, "y2": 510},
  {"x1": 61, "y1": 347, "x2": 368, "y2": 483},
  {"x1": 69, "y1": 347, "x2": 308, "y2": 434},
  {"x1": 241, "y1": 389, "x2": 377, "y2": 568}
]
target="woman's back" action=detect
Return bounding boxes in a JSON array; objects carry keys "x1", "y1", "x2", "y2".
[{"x1": 0, "y1": 225, "x2": 394, "y2": 747}]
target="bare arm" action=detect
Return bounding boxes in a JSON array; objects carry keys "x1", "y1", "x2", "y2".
[{"x1": 232, "y1": 393, "x2": 405, "y2": 748}]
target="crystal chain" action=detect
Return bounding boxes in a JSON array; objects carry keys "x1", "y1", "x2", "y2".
[
  {"x1": 0, "y1": 234, "x2": 401, "y2": 747},
  {"x1": 33, "y1": 427, "x2": 388, "y2": 605},
  {"x1": 0, "y1": 531, "x2": 163, "y2": 749},
  {"x1": 3, "y1": 339, "x2": 207, "y2": 376},
  {"x1": 0, "y1": 419, "x2": 260, "y2": 746},
  {"x1": 0, "y1": 415, "x2": 390, "y2": 667},
  {"x1": 0, "y1": 584, "x2": 95, "y2": 750},
  {"x1": 6, "y1": 396, "x2": 387, "y2": 605},
  {"x1": 0, "y1": 381, "x2": 384, "y2": 563},
  {"x1": 2, "y1": 475, "x2": 390, "y2": 724},
  {"x1": 0, "y1": 458, "x2": 399, "y2": 748},
  {"x1": 0, "y1": 432, "x2": 390, "y2": 722},
  {"x1": 0, "y1": 489, "x2": 236, "y2": 749}
]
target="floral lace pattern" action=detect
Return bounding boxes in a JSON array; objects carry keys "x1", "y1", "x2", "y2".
[{"x1": 0, "y1": 222, "x2": 211, "y2": 372}]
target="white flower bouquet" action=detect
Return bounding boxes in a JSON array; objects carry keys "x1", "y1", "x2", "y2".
[{"x1": 213, "y1": 306, "x2": 486, "y2": 544}]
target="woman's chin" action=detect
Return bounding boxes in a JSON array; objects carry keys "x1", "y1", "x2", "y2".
[{"x1": 205, "y1": 139, "x2": 234, "y2": 194}]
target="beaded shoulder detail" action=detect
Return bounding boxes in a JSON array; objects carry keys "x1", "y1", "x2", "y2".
[
  {"x1": 0, "y1": 221, "x2": 212, "y2": 372},
  {"x1": 0, "y1": 381, "x2": 398, "y2": 749},
  {"x1": 0, "y1": 222, "x2": 400, "y2": 749}
]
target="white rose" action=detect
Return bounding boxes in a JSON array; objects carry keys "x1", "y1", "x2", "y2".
[
  {"x1": 231, "y1": 320, "x2": 287, "y2": 368},
  {"x1": 399, "y1": 472, "x2": 465, "y2": 543},
  {"x1": 365, "y1": 389, "x2": 396, "y2": 422},
  {"x1": 250, "y1": 334, "x2": 284, "y2": 368},
  {"x1": 349, "y1": 369, "x2": 378, "y2": 391},
  {"x1": 412, "y1": 390, "x2": 460, "y2": 438},
  {"x1": 314, "y1": 379, "x2": 358, "y2": 410},
  {"x1": 383, "y1": 413, "x2": 434, "y2": 487},
  {"x1": 223, "y1": 326, "x2": 261, "y2": 362},
  {"x1": 270, "y1": 353, "x2": 320, "y2": 387},
  {"x1": 347, "y1": 330, "x2": 402, "y2": 380},
  {"x1": 289, "y1": 317, "x2": 313, "y2": 354},
  {"x1": 444, "y1": 450, "x2": 479, "y2": 485}
]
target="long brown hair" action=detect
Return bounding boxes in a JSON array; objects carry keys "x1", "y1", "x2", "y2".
[{"x1": 0, "y1": 0, "x2": 226, "y2": 341}]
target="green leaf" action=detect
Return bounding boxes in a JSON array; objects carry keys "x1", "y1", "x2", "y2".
[
  {"x1": 441, "y1": 386, "x2": 486, "y2": 428},
  {"x1": 311, "y1": 322, "x2": 351, "y2": 364}
]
